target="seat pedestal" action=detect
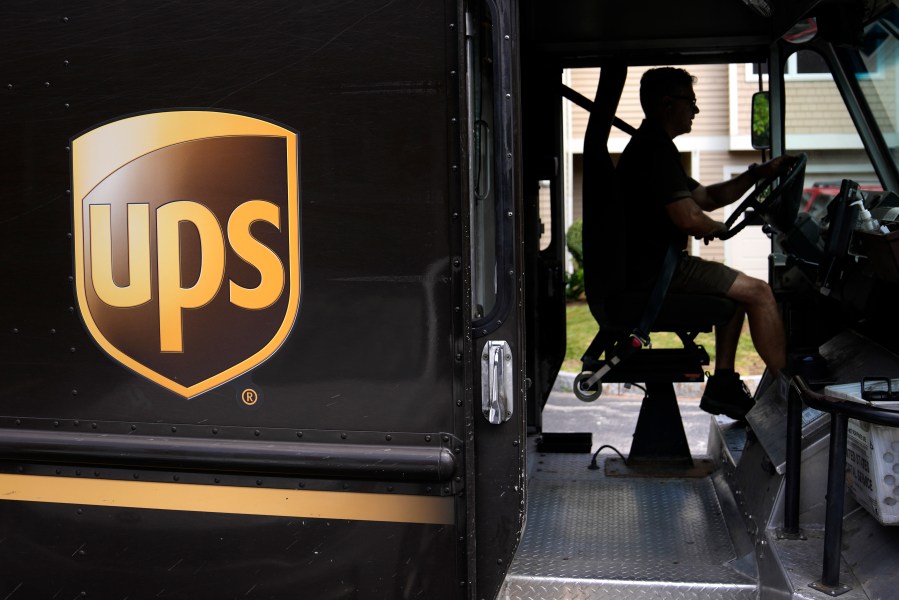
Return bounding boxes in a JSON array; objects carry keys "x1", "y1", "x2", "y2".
[{"x1": 627, "y1": 382, "x2": 693, "y2": 467}]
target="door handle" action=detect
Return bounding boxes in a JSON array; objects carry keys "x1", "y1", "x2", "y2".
[{"x1": 481, "y1": 340, "x2": 513, "y2": 424}]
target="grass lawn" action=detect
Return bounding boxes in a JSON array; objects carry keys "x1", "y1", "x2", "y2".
[{"x1": 563, "y1": 301, "x2": 765, "y2": 376}]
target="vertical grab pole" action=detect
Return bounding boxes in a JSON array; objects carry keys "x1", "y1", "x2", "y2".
[
  {"x1": 822, "y1": 413, "x2": 849, "y2": 587},
  {"x1": 782, "y1": 380, "x2": 803, "y2": 536},
  {"x1": 810, "y1": 412, "x2": 851, "y2": 596}
]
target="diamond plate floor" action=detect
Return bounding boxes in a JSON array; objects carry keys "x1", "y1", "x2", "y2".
[{"x1": 500, "y1": 453, "x2": 757, "y2": 600}]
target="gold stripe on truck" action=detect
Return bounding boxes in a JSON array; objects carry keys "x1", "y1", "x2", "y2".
[{"x1": 0, "y1": 474, "x2": 454, "y2": 525}]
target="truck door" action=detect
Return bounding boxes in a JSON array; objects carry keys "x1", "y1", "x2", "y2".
[
  {"x1": 462, "y1": 0, "x2": 530, "y2": 597},
  {"x1": 0, "y1": 1, "x2": 510, "y2": 597}
]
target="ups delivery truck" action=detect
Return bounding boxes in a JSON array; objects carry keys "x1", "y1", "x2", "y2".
[{"x1": 3, "y1": 0, "x2": 899, "y2": 598}]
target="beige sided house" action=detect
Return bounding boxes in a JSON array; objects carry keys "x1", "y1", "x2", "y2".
[{"x1": 555, "y1": 54, "x2": 883, "y2": 281}]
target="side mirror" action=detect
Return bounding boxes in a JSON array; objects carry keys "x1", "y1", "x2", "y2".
[
  {"x1": 751, "y1": 91, "x2": 771, "y2": 150},
  {"x1": 783, "y1": 17, "x2": 818, "y2": 45}
]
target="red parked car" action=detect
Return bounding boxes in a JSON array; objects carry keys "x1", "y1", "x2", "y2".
[{"x1": 802, "y1": 181, "x2": 881, "y2": 219}]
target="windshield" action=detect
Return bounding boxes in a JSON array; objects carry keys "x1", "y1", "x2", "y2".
[{"x1": 848, "y1": 6, "x2": 899, "y2": 174}]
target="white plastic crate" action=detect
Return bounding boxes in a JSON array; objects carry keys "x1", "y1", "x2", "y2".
[{"x1": 825, "y1": 379, "x2": 899, "y2": 525}]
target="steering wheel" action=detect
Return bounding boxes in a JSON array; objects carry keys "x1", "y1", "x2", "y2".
[{"x1": 713, "y1": 153, "x2": 808, "y2": 242}]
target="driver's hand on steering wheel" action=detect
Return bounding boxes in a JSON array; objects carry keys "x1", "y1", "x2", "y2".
[{"x1": 753, "y1": 154, "x2": 798, "y2": 181}]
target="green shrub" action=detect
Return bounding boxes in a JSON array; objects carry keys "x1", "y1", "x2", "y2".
[
  {"x1": 565, "y1": 219, "x2": 584, "y2": 299},
  {"x1": 564, "y1": 267, "x2": 584, "y2": 300},
  {"x1": 566, "y1": 219, "x2": 583, "y2": 269}
]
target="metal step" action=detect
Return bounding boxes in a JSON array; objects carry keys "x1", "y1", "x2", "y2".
[
  {"x1": 500, "y1": 452, "x2": 757, "y2": 600},
  {"x1": 710, "y1": 414, "x2": 750, "y2": 470}
]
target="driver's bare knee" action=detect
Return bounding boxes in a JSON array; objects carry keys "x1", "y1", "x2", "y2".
[{"x1": 725, "y1": 273, "x2": 775, "y2": 309}]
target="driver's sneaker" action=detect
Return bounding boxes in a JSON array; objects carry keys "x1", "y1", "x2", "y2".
[{"x1": 700, "y1": 371, "x2": 754, "y2": 422}]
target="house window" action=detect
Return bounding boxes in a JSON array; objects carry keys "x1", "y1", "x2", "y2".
[
  {"x1": 748, "y1": 50, "x2": 832, "y2": 81},
  {"x1": 749, "y1": 48, "x2": 883, "y2": 82}
]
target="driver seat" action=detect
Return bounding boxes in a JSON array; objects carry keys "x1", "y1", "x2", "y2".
[{"x1": 580, "y1": 63, "x2": 737, "y2": 467}]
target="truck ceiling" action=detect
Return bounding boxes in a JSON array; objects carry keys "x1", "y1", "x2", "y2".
[{"x1": 520, "y1": 0, "x2": 894, "y2": 67}]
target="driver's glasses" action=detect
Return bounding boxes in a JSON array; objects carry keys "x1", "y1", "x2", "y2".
[{"x1": 669, "y1": 95, "x2": 698, "y2": 108}]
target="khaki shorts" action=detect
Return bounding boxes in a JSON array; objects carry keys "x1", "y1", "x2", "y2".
[{"x1": 668, "y1": 255, "x2": 740, "y2": 296}]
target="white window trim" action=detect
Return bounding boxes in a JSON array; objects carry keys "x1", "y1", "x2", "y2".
[
  {"x1": 729, "y1": 63, "x2": 742, "y2": 139},
  {"x1": 690, "y1": 151, "x2": 703, "y2": 256},
  {"x1": 562, "y1": 69, "x2": 575, "y2": 274},
  {"x1": 721, "y1": 165, "x2": 750, "y2": 266}
]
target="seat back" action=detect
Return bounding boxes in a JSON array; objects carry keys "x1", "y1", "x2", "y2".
[{"x1": 582, "y1": 63, "x2": 627, "y2": 328}]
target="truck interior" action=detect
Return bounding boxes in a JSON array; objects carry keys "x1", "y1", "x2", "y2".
[{"x1": 496, "y1": 0, "x2": 899, "y2": 597}]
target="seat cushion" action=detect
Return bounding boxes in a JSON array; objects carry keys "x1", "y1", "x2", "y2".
[{"x1": 601, "y1": 292, "x2": 736, "y2": 332}]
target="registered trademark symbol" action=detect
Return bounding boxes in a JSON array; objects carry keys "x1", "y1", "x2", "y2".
[{"x1": 241, "y1": 388, "x2": 258, "y2": 406}]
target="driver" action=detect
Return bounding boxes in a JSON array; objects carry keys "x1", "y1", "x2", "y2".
[{"x1": 616, "y1": 67, "x2": 794, "y2": 421}]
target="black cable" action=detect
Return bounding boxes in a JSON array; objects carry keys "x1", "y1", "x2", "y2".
[
  {"x1": 588, "y1": 444, "x2": 627, "y2": 470},
  {"x1": 587, "y1": 383, "x2": 647, "y2": 470},
  {"x1": 625, "y1": 382, "x2": 647, "y2": 395}
]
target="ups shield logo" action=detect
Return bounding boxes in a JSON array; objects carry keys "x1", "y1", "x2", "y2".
[{"x1": 72, "y1": 111, "x2": 300, "y2": 398}]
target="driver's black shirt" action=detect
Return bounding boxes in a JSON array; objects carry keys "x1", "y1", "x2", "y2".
[{"x1": 616, "y1": 119, "x2": 699, "y2": 290}]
